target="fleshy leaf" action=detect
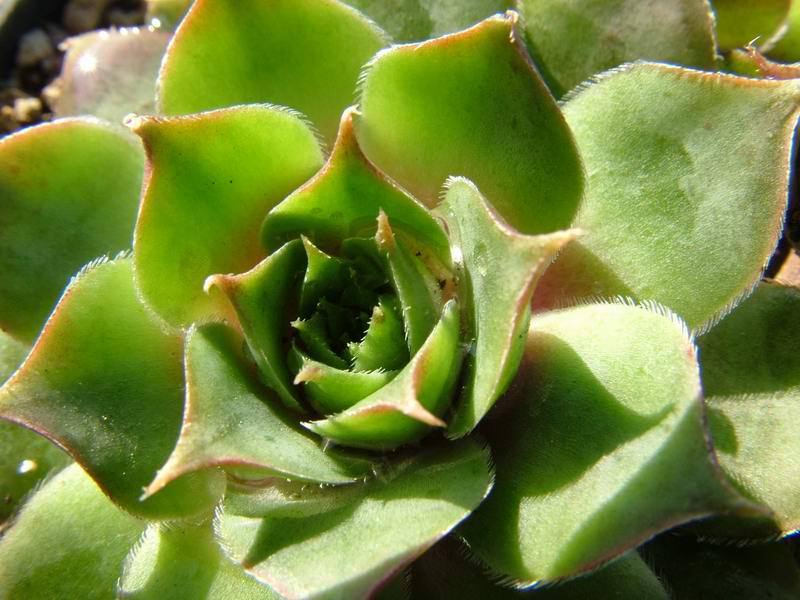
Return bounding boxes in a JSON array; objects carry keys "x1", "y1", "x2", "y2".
[
  {"x1": 0, "y1": 464, "x2": 144, "y2": 599},
  {"x1": 644, "y1": 534, "x2": 800, "y2": 599},
  {"x1": 206, "y1": 241, "x2": 307, "y2": 413},
  {"x1": 712, "y1": 0, "x2": 789, "y2": 51},
  {"x1": 147, "y1": 324, "x2": 372, "y2": 496},
  {"x1": 355, "y1": 12, "x2": 583, "y2": 235},
  {"x1": 462, "y1": 302, "x2": 757, "y2": 584},
  {"x1": 217, "y1": 438, "x2": 492, "y2": 599},
  {"x1": 292, "y1": 314, "x2": 350, "y2": 371},
  {"x1": 120, "y1": 521, "x2": 280, "y2": 599},
  {"x1": 50, "y1": 27, "x2": 169, "y2": 123},
  {"x1": 299, "y1": 236, "x2": 349, "y2": 317},
  {"x1": 349, "y1": 296, "x2": 409, "y2": 372},
  {"x1": 262, "y1": 108, "x2": 451, "y2": 266},
  {"x1": 304, "y1": 300, "x2": 462, "y2": 450},
  {"x1": 539, "y1": 63, "x2": 800, "y2": 330},
  {"x1": 0, "y1": 331, "x2": 69, "y2": 522},
  {"x1": 438, "y1": 177, "x2": 577, "y2": 437},
  {"x1": 0, "y1": 118, "x2": 143, "y2": 342},
  {"x1": 516, "y1": 0, "x2": 716, "y2": 97},
  {"x1": 697, "y1": 282, "x2": 800, "y2": 537},
  {"x1": 0, "y1": 258, "x2": 224, "y2": 519},
  {"x1": 376, "y1": 212, "x2": 442, "y2": 355},
  {"x1": 345, "y1": 0, "x2": 513, "y2": 42},
  {"x1": 131, "y1": 105, "x2": 324, "y2": 328},
  {"x1": 293, "y1": 348, "x2": 399, "y2": 414},
  {"x1": 157, "y1": 0, "x2": 388, "y2": 143},
  {"x1": 411, "y1": 538, "x2": 668, "y2": 599},
  {"x1": 765, "y1": 1, "x2": 800, "y2": 61}
]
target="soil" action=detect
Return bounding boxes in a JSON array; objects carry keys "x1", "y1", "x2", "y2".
[{"x1": 0, "y1": 0, "x2": 146, "y2": 135}]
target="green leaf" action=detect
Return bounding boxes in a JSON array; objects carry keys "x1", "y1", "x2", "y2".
[
  {"x1": 299, "y1": 236, "x2": 349, "y2": 317},
  {"x1": 462, "y1": 302, "x2": 757, "y2": 584},
  {"x1": 207, "y1": 240, "x2": 307, "y2": 413},
  {"x1": 697, "y1": 282, "x2": 800, "y2": 537},
  {"x1": 355, "y1": 12, "x2": 583, "y2": 235},
  {"x1": 438, "y1": 178, "x2": 577, "y2": 437},
  {"x1": 410, "y1": 538, "x2": 669, "y2": 599},
  {"x1": 516, "y1": 0, "x2": 716, "y2": 97},
  {"x1": 376, "y1": 212, "x2": 442, "y2": 355},
  {"x1": 0, "y1": 331, "x2": 69, "y2": 522},
  {"x1": 540, "y1": 63, "x2": 800, "y2": 330},
  {"x1": 147, "y1": 324, "x2": 372, "y2": 496},
  {"x1": 293, "y1": 348, "x2": 399, "y2": 414},
  {"x1": 0, "y1": 119, "x2": 143, "y2": 343},
  {"x1": 52, "y1": 27, "x2": 169, "y2": 124},
  {"x1": 217, "y1": 438, "x2": 492, "y2": 599},
  {"x1": 157, "y1": 0, "x2": 388, "y2": 143},
  {"x1": 644, "y1": 534, "x2": 800, "y2": 599},
  {"x1": 146, "y1": 0, "x2": 192, "y2": 29},
  {"x1": 262, "y1": 109, "x2": 451, "y2": 267},
  {"x1": 350, "y1": 296, "x2": 409, "y2": 372},
  {"x1": 0, "y1": 258, "x2": 224, "y2": 519},
  {"x1": 304, "y1": 300, "x2": 462, "y2": 450},
  {"x1": 712, "y1": 0, "x2": 789, "y2": 51},
  {"x1": 131, "y1": 105, "x2": 324, "y2": 328},
  {"x1": 119, "y1": 521, "x2": 280, "y2": 599},
  {"x1": 345, "y1": 0, "x2": 513, "y2": 42},
  {"x1": 0, "y1": 464, "x2": 144, "y2": 599},
  {"x1": 765, "y1": 1, "x2": 800, "y2": 61}
]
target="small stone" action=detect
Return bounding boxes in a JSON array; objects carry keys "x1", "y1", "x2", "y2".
[
  {"x1": 13, "y1": 97, "x2": 43, "y2": 123},
  {"x1": 16, "y1": 29, "x2": 54, "y2": 68}
]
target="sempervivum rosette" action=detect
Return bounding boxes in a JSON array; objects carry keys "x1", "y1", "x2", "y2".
[{"x1": 1, "y1": 1, "x2": 800, "y2": 598}]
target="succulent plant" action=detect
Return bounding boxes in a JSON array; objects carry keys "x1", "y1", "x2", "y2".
[{"x1": 1, "y1": 0, "x2": 800, "y2": 598}]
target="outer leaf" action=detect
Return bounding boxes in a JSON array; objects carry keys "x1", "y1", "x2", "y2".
[
  {"x1": 0, "y1": 331, "x2": 69, "y2": 522},
  {"x1": 0, "y1": 464, "x2": 144, "y2": 599},
  {"x1": 304, "y1": 300, "x2": 462, "y2": 450},
  {"x1": 51, "y1": 27, "x2": 170, "y2": 123},
  {"x1": 410, "y1": 538, "x2": 668, "y2": 599},
  {"x1": 0, "y1": 258, "x2": 224, "y2": 519},
  {"x1": 438, "y1": 178, "x2": 577, "y2": 437},
  {"x1": 0, "y1": 119, "x2": 143, "y2": 342},
  {"x1": 463, "y1": 302, "x2": 756, "y2": 584},
  {"x1": 131, "y1": 105, "x2": 323, "y2": 328},
  {"x1": 355, "y1": 12, "x2": 583, "y2": 235},
  {"x1": 217, "y1": 438, "x2": 492, "y2": 600},
  {"x1": 147, "y1": 324, "x2": 372, "y2": 496},
  {"x1": 157, "y1": 0, "x2": 388, "y2": 143},
  {"x1": 644, "y1": 534, "x2": 800, "y2": 599},
  {"x1": 262, "y1": 108, "x2": 451, "y2": 267},
  {"x1": 712, "y1": 0, "x2": 789, "y2": 51},
  {"x1": 539, "y1": 63, "x2": 800, "y2": 330},
  {"x1": 765, "y1": 0, "x2": 800, "y2": 61},
  {"x1": 698, "y1": 282, "x2": 800, "y2": 537},
  {"x1": 516, "y1": 0, "x2": 716, "y2": 97},
  {"x1": 120, "y1": 521, "x2": 279, "y2": 599},
  {"x1": 345, "y1": 0, "x2": 513, "y2": 42}
]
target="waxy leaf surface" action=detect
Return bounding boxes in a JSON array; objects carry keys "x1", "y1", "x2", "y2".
[
  {"x1": 346, "y1": 0, "x2": 513, "y2": 42},
  {"x1": 540, "y1": 63, "x2": 800, "y2": 330},
  {"x1": 52, "y1": 27, "x2": 169, "y2": 123},
  {"x1": 356, "y1": 13, "x2": 583, "y2": 235},
  {"x1": 0, "y1": 465, "x2": 144, "y2": 599},
  {"x1": 439, "y1": 178, "x2": 576, "y2": 437},
  {"x1": 148, "y1": 324, "x2": 372, "y2": 496},
  {"x1": 120, "y1": 521, "x2": 279, "y2": 599},
  {"x1": 158, "y1": 0, "x2": 387, "y2": 143},
  {"x1": 516, "y1": 0, "x2": 716, "y2": 96},
  {"x1": 0, "y1": 258, "x2": 223, "y2": 518},
  {"x1": 712, "y1": 0, "x2": 789, "y2": 51},
  {"x1": 463, "y1": 303, "x2": 753, "y2": 584},
  {"x1": 132, "y1": 105, "x2": 323, "y2": 328},
  {"x1": 0, "y1": 119, "x2": 143, "y2": 342},
  {"x1": 218, "y1": 439, "x2": 492, "y2": 599},
  {"x1": 698, "y1": 282, "x2": 800, "y2": 537}
]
